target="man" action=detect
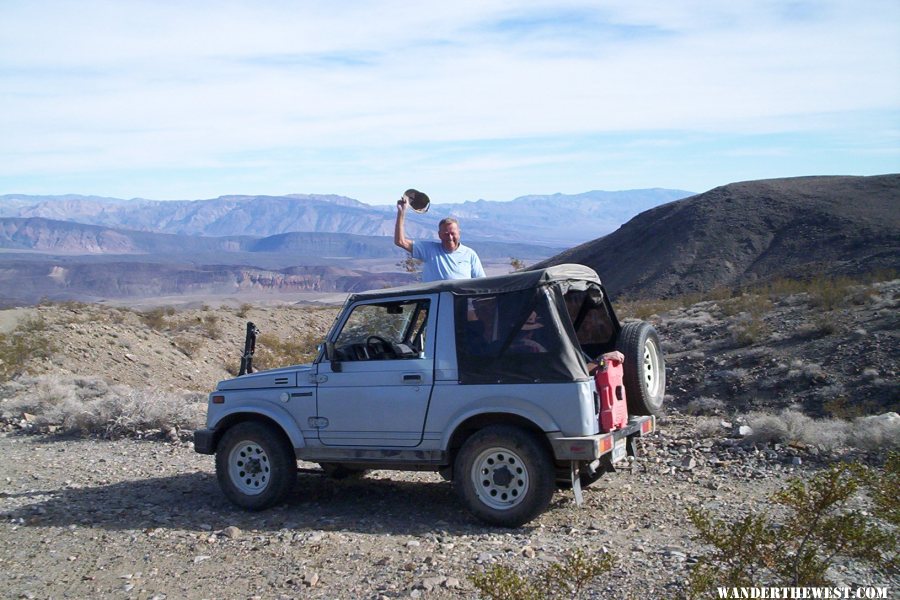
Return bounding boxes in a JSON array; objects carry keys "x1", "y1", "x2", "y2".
[{"x1": 394, "y1": 195, "x2": 485, "y2": 282}]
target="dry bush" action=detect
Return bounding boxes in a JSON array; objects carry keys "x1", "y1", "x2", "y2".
[
  {"x1": 0, "y1": 375, "x2": 205, "y2": 438},
  {"x1": 728, "y1": 315, "x2": 770, "y2": 346},
  {"x1": 200, "y1": 314, "x2": 223, "y2": 340},
  {"x1": 695, "y1": 416, "x2": 724, "y2": 438},
  {"x1": 254, "y1": 331, "x2": 321, "y2": 370},
  {"x1": 687, "y1": 457, "x2": 897, "y2": 595},
  {"x1": 0, "y1": 317, "x2": 55, "y2": 380},
  {"x1": 745, "y1": 409, "x2": 899, "y2": 453},
  {"x1": 140, "y1": 306, "x2": 173, "y2": 330},
  {"x1": 720, "y1": 293, "x2": 773, "y2": 318},
  {"x1": 686, "y1": 397, "x2": 726, "y2": 416},
  {"x1": 173, "y1": 334, "x2": 203, "y2": 358},
  {"x1": 236, "y1": 303, "x2": 253, "y2": 318},
  {"x1": 470, "y1": 548, "x2": 615, "y2": 600}
]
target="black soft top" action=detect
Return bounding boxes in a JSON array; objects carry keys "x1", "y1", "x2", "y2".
[{"x1": 348, "y1": 264, "x2": 602, "y2": 302}]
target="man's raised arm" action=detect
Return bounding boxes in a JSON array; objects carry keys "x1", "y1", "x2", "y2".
[{"x1": 394, "y1": 197, "x2": 414, "y2": 253}]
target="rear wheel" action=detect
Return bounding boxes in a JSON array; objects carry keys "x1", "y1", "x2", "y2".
[
  {"x1": 615, "y1": 321, "x2": 666, "y2": 416},
  {"x1": 454, "y1": 425, "x2": 555, "y2": 527},
  {"x1": 216, "y1": 421, "x2": 296, "y2": 510}
]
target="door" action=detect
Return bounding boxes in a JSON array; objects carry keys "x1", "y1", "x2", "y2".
[{"x1": 316, "y1": 296, "x2": 436, "y2": 447}]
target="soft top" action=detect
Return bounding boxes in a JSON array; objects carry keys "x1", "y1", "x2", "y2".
[{"x1": 348, "y1": 263, "x2": 601, "y2": 302}]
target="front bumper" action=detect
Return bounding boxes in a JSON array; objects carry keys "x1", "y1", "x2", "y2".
[
  {"x1": 193, "y1": 428, "x2": 216, "y2": 454},
  {"x1": 549, "y1": 415, "x2": 655, "y2": 461}
]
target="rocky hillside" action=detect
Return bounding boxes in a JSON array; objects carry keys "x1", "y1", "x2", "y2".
[
  {"x1": 2, "y1": 275, "x2": 896, "y2": 417},
  {"x1": 537, "y1": 175, "x2": 900, "y2": 299}
]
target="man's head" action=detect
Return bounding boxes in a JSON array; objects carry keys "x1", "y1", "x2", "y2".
[{"x1": 438, "y1": 217, "x2": 461, "y2": 252}]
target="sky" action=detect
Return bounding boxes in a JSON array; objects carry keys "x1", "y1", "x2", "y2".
[{"x1": 1, "y1": 1, "x2": 898, "y2": 205}]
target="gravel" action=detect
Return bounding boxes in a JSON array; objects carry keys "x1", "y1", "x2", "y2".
[{"x1": 1, "y1": 414, "x2": 894, "y2": 599}]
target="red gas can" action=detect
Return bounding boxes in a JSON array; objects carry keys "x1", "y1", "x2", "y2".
[{"x1": 595, "y1": 351, "x2": 628, "y2": 432}]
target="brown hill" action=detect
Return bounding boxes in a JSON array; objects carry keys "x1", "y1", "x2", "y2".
[{"x1": 536, "y1": 175, "x2": 900, "y2": 298}]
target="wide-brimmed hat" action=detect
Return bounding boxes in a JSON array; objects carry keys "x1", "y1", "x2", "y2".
[{"x1": 521, "y1": 311, "x2": 543, "y2": 331}]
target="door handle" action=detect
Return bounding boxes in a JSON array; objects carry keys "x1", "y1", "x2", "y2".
[{"x1": 402, "y1": 373, "x2": 422, "y2": 383}]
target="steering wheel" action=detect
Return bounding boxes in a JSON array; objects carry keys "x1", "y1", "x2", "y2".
[{"x1": 366, "y1": 335, "x2": 390, "y2": 348}]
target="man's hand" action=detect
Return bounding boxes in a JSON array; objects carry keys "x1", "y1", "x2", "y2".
[{"x1": 394, "y1": 195, "x2": 413, "y2": 252}]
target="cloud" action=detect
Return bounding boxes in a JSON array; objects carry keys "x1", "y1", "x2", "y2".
[{"x1": 0, "y1": 0, "x2": 898, "y2": 200}]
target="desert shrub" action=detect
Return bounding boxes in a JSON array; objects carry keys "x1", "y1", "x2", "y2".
[
  {"x1": 173, "y1": 335, "x2": 203, "y2": 358},
  {"x1": 470, "y1": 548, "x2": 615, "y2": 600},
  {"x1": 728, "y1": 315, "x2": 770, "y2": 346},
  {"x1": 720, "y1": 293, "x2": 773, "y2": 318},
  {"x1": 0, "y1": 317, "x2": 55, "y2": 380},
  {"x1": 695, "y1": 416, "x2": 724, "y2": 438},
  {"x1": 687, "y1": 456, "x2": 898, "y2": 596},
  {"x1": 686, "y1": 397, "x2": 726, "y2": 416},
  {"x1": 254, "y1": 331, "x2": 320, "y2": 370},
  {"x1": 236, "y1": 303, "x2": 253, "y2": 318},
  {"x1": 200, "y1": 314, "x2": 222, "y2": 340},
  {"x1": 744, "y1": 409, "x2": 900, "y2": 453},
  {"x1": 848, "y1": 413, "x2": 900, "y2": 452},
  {"x1": 140, "y1": 306, "x2": 173, "y2": 330},
  {"x1": 0, "y1": 375, "x2": 205, "y2": 437}
]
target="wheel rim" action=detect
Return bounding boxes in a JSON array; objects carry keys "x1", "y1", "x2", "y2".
[
  {"x1": 228, "y1": 440, "x2": 271, "y2": 495},
  {"x1": 642, "y1": 338, "x2": 663, "y2": 398},
  {"x1": 471, "y1": 446, "x2": 529, "y2": 510}
]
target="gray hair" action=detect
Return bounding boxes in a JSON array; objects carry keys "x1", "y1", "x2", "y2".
[{"x1": 438, "y1": 217, "x2": 459, "y2": 229}]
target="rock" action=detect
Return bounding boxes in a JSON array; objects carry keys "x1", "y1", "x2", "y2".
[
  {"x1": 221, "y1": 526, "x2": 241, "y2": 539},
  {"x1": 737, "y1": 425, "x2": 754, "y2": 437},
  {"x1": 680, "y1": 456, "x2": 696, "y2": 470},
  {"x1": 302, "y1": 573, "x2": 319, "y2": 587},
  {"x1": 444, "y1": 577, "x2": 461, "y2": 589},
  {"x1": 405, "y1": 540, "x2": 421, "y2": 548},
  {"x1": 791, "y1": 457, "x2": 802, "y2": 466},
  {"x1": 522, "y1": 545, "x2": 536, "y2": 558},
  {"x1": 421, "y1": 576, "x2": 445, "y2": 591}
]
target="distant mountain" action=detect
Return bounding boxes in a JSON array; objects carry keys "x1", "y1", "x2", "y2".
[
  {"x1": 0, "y1": 189, "x2": 694, "y2": 247},
  {"x1": 535, "y1": 175, "x2": 900, "y2": 298},
  {"x1": 0, "y1": 217, "x2": 559, "y2": 260}
]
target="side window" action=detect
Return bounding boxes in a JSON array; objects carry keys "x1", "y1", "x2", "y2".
[
  {"x1": 564, "y1": 289, "x2": 615, "y2": 352},
  {"x1": 334, "y1": 299, "x2": 430, "y2": 361}
]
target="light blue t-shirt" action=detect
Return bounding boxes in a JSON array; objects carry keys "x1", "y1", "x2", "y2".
[{"x1": 412, "y1": 241, "x2": 486, "y2": 282}]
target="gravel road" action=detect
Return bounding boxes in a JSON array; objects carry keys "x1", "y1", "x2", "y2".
[{"x1": 2, "y1": 414, "x2": 892, "y2": 600}]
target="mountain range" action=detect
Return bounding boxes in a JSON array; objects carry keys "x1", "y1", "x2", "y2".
[
  {"x1": 1, "y1": 176, "x2": 897, "y2": 306},
  {"x1": 0, "y1": 189, "x2": 694, "y2": 247}
]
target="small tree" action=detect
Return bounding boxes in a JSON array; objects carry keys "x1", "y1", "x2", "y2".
[
  {"x1": 509, "y1": 257, "x2": 527, "y2": 272},
  {"x1": 397, "y1": 256, "x2": 423, "y2": 281},
  {"x1": 471, "y1": 549, "x2": 615, "y2": 600},
  {"x1": 686, "y1": 455, "x2": 898, "y2": 597}
]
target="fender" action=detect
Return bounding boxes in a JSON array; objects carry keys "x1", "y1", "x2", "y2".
[
  {"x1": 209, "y1": 400, "x2": 307, "y2": 450},
  {"x1": 437, "y1": 395, "x2": 561, "y2": 450}
]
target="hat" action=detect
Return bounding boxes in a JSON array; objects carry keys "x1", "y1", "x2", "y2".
[{"x1": 521, "y1": 311, "x2": 543, "y2": 331}]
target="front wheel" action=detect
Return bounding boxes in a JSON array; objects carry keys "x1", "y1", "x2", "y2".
[
  {"x1": 215, "y1": 421, "x2": 296, "y2": 510},
  {"x1": 453, "y1": 425, "x2": 555, "y2": 527},
  {"x1": 615, "y1": 321, "x2": 666, "y2": 416}
]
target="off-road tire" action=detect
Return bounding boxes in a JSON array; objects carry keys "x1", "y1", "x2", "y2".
[
  {"x1": 615, "y1": 321, "x2": 666, "y2": 416},
  {"x1": 216, "y1": 421, "x2": 296, "y2": 510},
  {"x1": 453, "y1": 425, "x2": 555, "y2": 527}
]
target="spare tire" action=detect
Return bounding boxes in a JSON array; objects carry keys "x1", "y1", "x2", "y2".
[{"x1": 615, "y1": 321, "x2": 665, "y2": 416}]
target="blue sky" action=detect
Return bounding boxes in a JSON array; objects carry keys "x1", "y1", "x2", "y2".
[{"x1": 1, "y1": 0, "x2": 898, "y2": 204}]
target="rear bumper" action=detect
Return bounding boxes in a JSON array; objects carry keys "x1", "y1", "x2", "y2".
[
  {"x1": 193, "y1": 428, "x2": 216, "y2": 455},
  {"x1": 549, "y1": 415, "x2": 655, "y2": 461}
]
